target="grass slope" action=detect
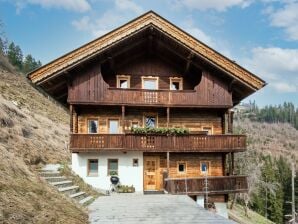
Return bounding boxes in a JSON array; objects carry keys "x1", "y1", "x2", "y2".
[
  {"x1": 0, "y1": 64, "x2": 88, "y2": 223},
  {"x1": 228, "y1": 204, "x2": 274, "y2": 224}
]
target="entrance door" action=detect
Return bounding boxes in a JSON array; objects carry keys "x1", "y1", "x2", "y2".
[{"x1": 144, "y1": 157, "x2": 159, "y2": 190}]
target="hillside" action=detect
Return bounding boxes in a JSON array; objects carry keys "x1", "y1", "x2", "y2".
[
  {"x1": 235, "y1": 117, "x2": 298, "y2": 159},
  {"x1": 0, "y1": 58, "x2": 88, "y2": 223},
  {"x1": 233, "y1": 116, "x2": 298, "y2": 223}
]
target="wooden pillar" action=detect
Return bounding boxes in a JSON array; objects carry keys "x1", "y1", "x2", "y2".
[
  {"x1": 70, "y1": 104, "x2": 73, "y2": 133},
  {"x1": 73, "y1": 106, "x2": 78, "y2": 133},
  {"x1": 231, "y1": 152, "x2": 235, "y2": 175},
  {"x1": 167, "y1": 151, "x2": 170, "y2": 177},
  {"x1": 223, "y1": 110, "x2": 229, "y2": 134},
  {"x1": 122, "y1": 105, "x2": 125, "y2": 133},
  {"x1": 166, "y1": 107, "x2": 170, "y2": 128},
  {"x1": 228, "y1": 109, "x2": 234, "y2": 134},
  {"x1": 228, "y1": 152, "x2": 232, "y2": 175},
  {"x1": 222, "y1": 153, "x2": 226, "y2": 176}
]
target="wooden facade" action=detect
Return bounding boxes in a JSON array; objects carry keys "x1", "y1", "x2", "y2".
[{"x1": 28, "y1": 11, "x2": 265, "y2": 203}]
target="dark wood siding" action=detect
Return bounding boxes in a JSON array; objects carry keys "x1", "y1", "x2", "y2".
[{"x1": 68, "y1": 57, "x2": 232, "y2": 107}]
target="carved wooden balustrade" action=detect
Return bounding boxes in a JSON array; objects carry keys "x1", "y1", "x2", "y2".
[
  {"x1": 70, "y1": 134, "x2": 246, "y2": 152},
  {"x1": 68, "y1": 87, "x2": 233, "y2": 107},
  {"x1": 164, "y1": 176, "x2": 248, "y2": 195}
]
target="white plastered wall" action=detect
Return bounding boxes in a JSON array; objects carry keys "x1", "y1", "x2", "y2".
[{"x1": 71, "y1": 151, "x2": 143, "y2": 191}]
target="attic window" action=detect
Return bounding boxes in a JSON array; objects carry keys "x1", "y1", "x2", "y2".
[
  {"x1": 117, "y1": 75, "x2": 130, "y2": 88},
  {"x1": 170, "y1": 77, "x2": 183, "y2": 90}
]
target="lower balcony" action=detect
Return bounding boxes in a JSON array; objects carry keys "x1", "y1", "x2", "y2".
[
  {"x1": 164, "y1": 176, "x2": 248, "y2": 195},
  {"x1": 70, "y1": 134, "x2": 246, "y2": 153}
]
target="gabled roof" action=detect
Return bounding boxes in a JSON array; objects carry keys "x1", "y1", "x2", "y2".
[{"x1": 28, "y1": 11, "x2": 265, "y2": 91}]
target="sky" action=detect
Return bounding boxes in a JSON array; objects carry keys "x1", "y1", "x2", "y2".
[{"x1": 0, "y1": 0, "x2": 297, "y2": 107}]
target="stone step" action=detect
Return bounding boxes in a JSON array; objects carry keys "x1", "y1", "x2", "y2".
[
  {"x1": 51, "y1": 180, "x2": 73, "y2": 188},
  {"x1": 58, "y1": 186, "x2": 79, "y2": 195},
  {"x1": 39, "y1": 172, "x2": 61, "y2": 177},
  {"x1": 70, "y1": 191, "x2": 86, "y2": 201},
  {"x1": 79, "y1": 196, "x2": 94, "y2": 205},
  {"x1": 43, "y1": 176, "x2": 67, "y2": 182}
]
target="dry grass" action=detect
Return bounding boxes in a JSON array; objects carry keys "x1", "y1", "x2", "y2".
[
  {"x1": 0, "y1": 65, "x2": 88, "y2": 223},
  {"x1": 234, "y1": 118, "x2": 298, "y2": 161}
]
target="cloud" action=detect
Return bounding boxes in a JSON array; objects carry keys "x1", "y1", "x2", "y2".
[
  {"x1": 12, "y1": 0, "x2": 91, "y2": 13},
  {"x1": 72, "y1": 0, "x2": 144, "y2": 37},
  {"x1": 243, "y1": 47, "x2": 298, "y2": 92},
  {"x1": 266, "y1": 2, "x2": 298, "y2": 40},
  {"x1": 171, "y1": 0, "x2": 253, "y2": 11}
]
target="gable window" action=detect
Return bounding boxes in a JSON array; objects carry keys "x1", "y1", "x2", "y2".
[
  {"x1": 117, "y1": 75, "x2": 130, "y2": 88},
  {"x1": 144, "y1": 114, "x2": 157, "y2": 128},
  {"x1": 108, "y1": 159, "x2": 118, "y2": 176},
  {"x1": 88, "y1": 119, "x2": 98, "y2": 134},
  {"x1": 200, "y1": 161, "x2": 210, "y2": 175},
  {"x1": 202, "y1": 126, "x2": 213, "y2": 135},
  {"x1": 178, "y1": 162, "x2": 186, "y2": 174},
  {"x1": 108, "y1": 119, "x2": 120, "y2": 134},
  {"x1": 87, "y1": 159, "x2": 98, "y2": 176},
  {"x1": 142, "y1": 77, "x2": 158, "y2": 90},
  {"x1": 170, "y1": 77, "x2": 183, "y2": 90}
]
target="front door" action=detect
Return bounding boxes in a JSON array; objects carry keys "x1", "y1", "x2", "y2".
[{"x1": 144, "y1": 157, "x2": 159, "y2": 190}]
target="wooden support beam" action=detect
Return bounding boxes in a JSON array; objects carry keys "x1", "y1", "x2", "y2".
[
  {"x1": 231, "y1": 152, "x2": 235, "y2": 175},
  {"x1": 166, "y1": 107, "x2": 170, "y2": 128},
  {"x1": 122, "y1": 105, "x2": 125, "y2": 133},
  {"x1": 108, "y1": 56, "x2": 115, "y2": 75},
  {"x1": 167, "y1": 151, "x2": 170, "y2": 177},
  {"x1": 228, "y1": 79, "x2": 236, "y2": 93},
  {"x1": 222, "y1": 153, "x2": 226, "y2": 176},
  {"x1": 69, "y1": 104, "x2": 73, "y2": 133},
  {"x1": 46, "y1": 81, "x2": 67, "y2": 92},
  {"x1": 184, "y1": 52, "x2": 194, "y2": 75},
  {"x1": 56, "y1": 92, "x2": 67, "y2": 100}
]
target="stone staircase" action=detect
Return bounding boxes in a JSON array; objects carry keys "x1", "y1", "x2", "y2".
[{"x1": 39, "y1": 167, "x2": 94, "y2": 206}]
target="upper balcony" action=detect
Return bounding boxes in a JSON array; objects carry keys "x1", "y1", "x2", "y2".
[{"x1": 70, "y1": 133, "x2": 246, "y2": 153}]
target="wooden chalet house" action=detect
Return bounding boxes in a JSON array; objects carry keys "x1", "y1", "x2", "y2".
[{"x1": 28, "y1": 12, "x2": 265, "y2": 207}]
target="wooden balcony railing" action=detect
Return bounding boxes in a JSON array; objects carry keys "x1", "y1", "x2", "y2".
[
  {"x1": 164, "y1": 176, "x2": 248, "y2": 195},
  {"x1": 70, "y1": 134, "x2": 246, "y2": 152},
  {"x1": 68, "y1": 88, "x2": 233, "y2": 107}
]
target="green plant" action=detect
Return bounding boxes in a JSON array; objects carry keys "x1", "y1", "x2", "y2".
[
  {"x1": 131, "y1": 127, "x2": 189, "y2": 135},
  {"x1": 117, "y1": 185, "x2": 135, "y2": 193}
]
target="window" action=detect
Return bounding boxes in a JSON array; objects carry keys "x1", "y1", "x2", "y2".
[
  {"x1": 170, "y1": 77, "x2": 183, "y2": 90},
  {"x1": 202, "y1": 127, "x2": 213, "y2": 135},
  {"x1": 88, "y1": 119, "x2": 98, "y2": 134},
  {"x1": 142, "y1": 77, "x2": 158, "y2": 90},
  {"x1": 109, "y1": 119, "x2": 119, "y2": 134},
  {"x1": 200, "y1": 161, "x2": 210, "y2": 174},
  {"x1": 133, "y1": 158, "x2": 139, "y2": 167},
  {"x1": 87, "y1": 159, "x2": 98, "y2": 176},
  {"x1": 178, "y1": 162, "x2": 186, "y2": 174},
  {"x1": 108, "y1": 159, "x2": 118, "y2": 176},
  {"x1": 117, "y1": 75, "x2": 130, "y2": 88},
  {"x1": 145, "y1": 115, "x2": 157, "y2": 128},
  {"x1": 132, "y1": 121, "x2": 139, "y2": 128}
]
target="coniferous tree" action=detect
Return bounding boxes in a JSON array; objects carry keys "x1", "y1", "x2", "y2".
[{"x1": 7, "y1": 42, "x2": 23, "y2": 70}]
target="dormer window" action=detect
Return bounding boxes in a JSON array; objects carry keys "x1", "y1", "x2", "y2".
[
  {"x1": 142, "y1": 76, "x2": 158, "y2": 90},
  {"x1": 117, "y1": 75, "x2": 130, "y2": 88},
  {"x1": 170, "y1": 77, "x2": 183, "y2": 90}
]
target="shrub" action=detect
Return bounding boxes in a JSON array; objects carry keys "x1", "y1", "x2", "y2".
[{"x1": 131, "y1": 127, "x2": 189, "y2": 135}]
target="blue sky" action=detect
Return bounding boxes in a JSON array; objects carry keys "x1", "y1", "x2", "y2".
[{"x1": 0, "y1": 0, "x2": 297, "y2": 107}]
